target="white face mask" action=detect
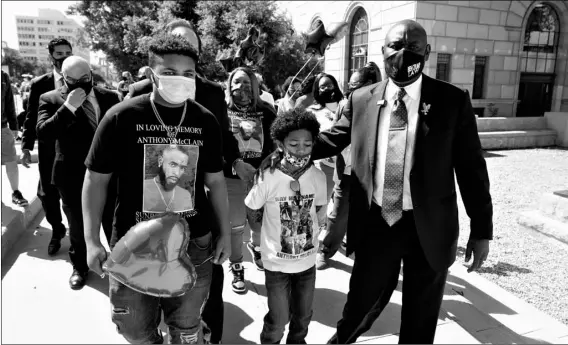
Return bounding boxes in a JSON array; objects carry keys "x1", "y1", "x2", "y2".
[{"x1": 152, "y1": 71, "x2": 196, "y2": 104}]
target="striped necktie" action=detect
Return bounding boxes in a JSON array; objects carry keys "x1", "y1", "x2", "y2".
[{"x1": 82, "y1": 96, "x2": 98, "y2": 130}]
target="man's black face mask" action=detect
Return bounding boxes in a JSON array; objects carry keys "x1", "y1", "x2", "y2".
[
  {"x1": 63, "y1": 73, "x2": 93, "y2": 96},
  {"x1": 384, "y1": 49, "x2": 425, "y2": 84}
]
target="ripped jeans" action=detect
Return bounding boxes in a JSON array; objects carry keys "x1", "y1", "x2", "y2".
[{"x1": 109, "y1": 232, "x2": 213, "y2": 344}]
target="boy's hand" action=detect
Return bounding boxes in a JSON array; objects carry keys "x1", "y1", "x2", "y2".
[
  {"x1": 254, "y1": 149, "x2": 283, "y2": 183},
  {"x1": 213, "y1": 234, "x2": 231, "y2": 265}
]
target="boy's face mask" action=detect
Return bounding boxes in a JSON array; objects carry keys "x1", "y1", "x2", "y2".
[{"x1": 284, "y1": 150, "x2": 311, "y2": 168}]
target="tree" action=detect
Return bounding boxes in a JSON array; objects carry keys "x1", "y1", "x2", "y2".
[
  {"x1": 1, "y1": 46, "x2": 38, "y2": 78},
  {"x1": 67, "y1": 0, "x2": 161, "y2": 74},
  {"x1": 195, "y1": 1, "x2": 318, "y2": 91}
]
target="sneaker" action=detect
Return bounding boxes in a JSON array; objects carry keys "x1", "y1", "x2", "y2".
[
  {"x1": 230, "y1": 263, "x2": 247, "y2": 294},
  {"x1": 247, "y1": 242, "x2": 264, "y2": 271},
  {"x1": 315, "y1": 252, "x2": 330, "y2": 270},
  {"x1": 11, "y1": 190, "x2": 28, "y2": 207}
]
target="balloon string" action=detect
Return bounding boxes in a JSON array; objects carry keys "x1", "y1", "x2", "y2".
[
  {"x1": 286, "y1": 53, "x2": 314, "y2": 98},
  {"x1": 290, "y1": 58, "x2": 321, "y2": 99}
]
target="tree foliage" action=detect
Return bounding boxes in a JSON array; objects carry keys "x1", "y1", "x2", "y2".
[{"x1": 1, "y1": 46, "x2": 43, "y2": 79}]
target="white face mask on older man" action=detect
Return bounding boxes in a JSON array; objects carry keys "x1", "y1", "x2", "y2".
[{"x1": 152, "y1": 70, "x2": 196, "y2": 104}]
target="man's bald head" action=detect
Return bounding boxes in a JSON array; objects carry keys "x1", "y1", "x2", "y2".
[
  {"x1": 61, "y1": 56, "x2": 91, "y2": 81},
  {"x1": 382, "y1": 19, "x2": 430, "y2": 86}
]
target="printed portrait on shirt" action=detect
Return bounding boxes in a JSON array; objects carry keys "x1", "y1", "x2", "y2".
[
  {"x1": 228, "y1": 111, "x2": 264, "y2": 159},
  {"x1": 142, "y1": 144, "x2": 199, "y2": 213},
  {"x1": 279, "y1": 196, "x2": 315, "y2": 255}
]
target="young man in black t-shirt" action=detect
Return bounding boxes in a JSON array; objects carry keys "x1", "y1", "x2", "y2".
[{"x1": 82, "y1": 33, "x2": 231, "y2": 344}]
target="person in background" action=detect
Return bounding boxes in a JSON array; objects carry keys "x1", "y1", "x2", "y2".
[
  {"x1": 276, "y1": 76, "x2": 302, "y2": 116},
  {"x1": 294, "y1": 75, "x2": 316, "y2": 111},
  {"x1": 255, "y1": 72, "x2": 275, "y2": 109},
  {"x1": 20, "y1": 38, "x2": 73, "y2": 256},
  {"x1": 305, "y1": 73, "x2": 343, "y2": 215},
  {"x1": 225, "y1": 66, "x2": 276, "y2": 294},
  {"x1": 316, "y1": 66, "x2": 380, "y2": 270},
  {"x1": 36, "y1": 56, "x2": 121, "y2": 290},
  {"x1": 245, "y1": 108, "x2": 326, "y2": 344},
  {"x1": 365, "y1": 61, "x2": 382, "y2": 85},
  {"x1": 1, "y1": 70, "x2": 28, "y2": 207},
  {"x1": 117, "y1": 71, "x2": 133, "y2": 99},
  {"x1": 137, "y1": 66, "x2": 150, "y2": 81},
  {"x1": 123, "y1": 66, "x2": 151, "y2": 101}
]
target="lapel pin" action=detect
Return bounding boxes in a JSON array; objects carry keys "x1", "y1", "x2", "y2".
[
  {"x1": 421, "y1": 103, "x2": 431, "y2": 116},
  {"x1": 377, "y1": 99, "x2": 386, "y2": 106}
]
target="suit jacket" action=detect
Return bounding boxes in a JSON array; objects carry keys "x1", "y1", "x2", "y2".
[
  {"x1": 312, "y1": 74, "x2": 493, "y2": 271},
  {"x1": 129, "y1": 76, "x2": 241, "y2": 175},
  {"x1": 36, "y1": 86, "x2": 121, "y2": 187},
  {"x1": 22, "y1": 72, "x2": 56, "y2": 150}
]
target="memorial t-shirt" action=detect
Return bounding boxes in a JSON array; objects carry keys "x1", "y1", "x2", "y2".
[
  {"x1": 226, "y1": 103, "x2": 276, "y2": 177},
  {"x1": 85, "y1": 94, "x2": 223, "y2": 248},
  {"x1": 244, "y1": 165, "x2": 327, "y2": 273}
]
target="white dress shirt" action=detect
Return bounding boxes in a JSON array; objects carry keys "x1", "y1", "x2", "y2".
[
  {"x1": 53, "y1": 69, "x2": 64, "y2": 89},
  {"x1": 373, "y1": 75, "x2": 422, "y2": 210},
  {"x1": 64, "y1": 89, "x2": 101, "y2": 121}
]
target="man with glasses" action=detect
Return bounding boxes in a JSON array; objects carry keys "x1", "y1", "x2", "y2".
[
  {"x1": 20, "y1": 38, "x2": 73, "y2": 256},
  {"x1": 36, "y1": 56, "x2": 121, "y2": 290}
]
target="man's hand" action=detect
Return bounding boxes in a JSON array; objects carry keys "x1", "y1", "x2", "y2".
[
  {"x1": 86, "y1": 242, "x2": 109, "y2": 277},
  {"x1": 20, "y1": 149, "x2": 31, "y2": 168},
  {"x1": 212, "y1": 234, "x2": 231, "y2": 265},
  {"x1": 465, "y1": 239, "x2": 489, "y2": 273},
  {"x1": 234, "y1": 160, "x2": 256, "y2": 182},
  {"x1": 66, "y1": 88, "x2": 87, "y2": 110},
  {"x1": 254, "y1": 149, "x2": 283, "y2": 183}
]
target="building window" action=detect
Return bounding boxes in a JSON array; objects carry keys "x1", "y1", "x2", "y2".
[
  {"x1": 57, "y1": 21, "x2": 65, "y2": 25},
  {"x1": 472, "y1": 56, "x2": 487, "y2": 99},
  {"x1": 521, "y1": 3, "x2": 560, "y2": 73},
  {"x1": 348, "y1": 8, "x2": 369, "y2": 78},
  {"x1": 38, "y1": 20, "x2": 52, "y2": 25},
  {"x1": 436, "y1": 53, "x2": 452, "y2": 82}
]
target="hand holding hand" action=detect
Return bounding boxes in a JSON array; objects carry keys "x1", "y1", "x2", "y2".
[
  {"x1": 465, "y1": 239, "x2": 489, "y2": 272},
  {"x1": 86, "y1": 242, "x2": 109, "y2": 277},
  {"x1": 66, "y1": 88, "x2": 87, "y2": 110},
  {"x1": 20, "y1": 149, "x2": 31, "y2": 168},
  {"x1": 212, "y1": 234, "x2": 231, "y2": 265}
]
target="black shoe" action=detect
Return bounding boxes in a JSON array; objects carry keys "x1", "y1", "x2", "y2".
[
  {"x1": 69, "y1": 269, "x2": 88, "y2": 290},
  {"x1": 246, "y1": 242, "x2": 264, "y2": 271},
  {"x1": 11, "y1": 190, "x2": 28, "y2": 207},
  {"x1": 47, "y1": 237, "x2": 61, "y2": 256}
]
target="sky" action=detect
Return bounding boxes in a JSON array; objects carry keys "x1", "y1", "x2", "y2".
[{"x1": 1, "y1": 1, "x2": 84, "y2": 49}]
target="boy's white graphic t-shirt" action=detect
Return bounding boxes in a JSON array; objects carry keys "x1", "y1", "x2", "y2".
[{"x1": 245, "y1": 165, "x2": 327, "y2": 273}]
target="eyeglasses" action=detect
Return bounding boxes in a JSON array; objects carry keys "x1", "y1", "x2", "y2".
[{"x1": 289, "y1": 179, "x2": 301, "y2": 200}]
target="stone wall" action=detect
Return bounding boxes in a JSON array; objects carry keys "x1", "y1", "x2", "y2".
[{"x1": 277, "y1": 1, "x2": 568, "y2": 116}]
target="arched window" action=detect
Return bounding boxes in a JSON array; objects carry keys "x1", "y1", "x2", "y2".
[
  {"x1": 348, "y1": 8, "x2": 368, "y2": 78},
  {"x1": 521, "y1": 3, "x2": 560, "y2": 73}
]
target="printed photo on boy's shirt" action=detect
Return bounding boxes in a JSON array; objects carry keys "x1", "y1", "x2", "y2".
[
  {"x1": 142, "y1": 144, "x2": 199, "y2": 213},
  {"x1": 279, "y1": 196, "x2": 315, "y2": 255}
]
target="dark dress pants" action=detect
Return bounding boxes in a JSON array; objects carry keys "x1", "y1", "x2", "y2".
[
  {"x1": 37, "y1": 140, "x2": 65, "y2": 239},
  {"x1": 202, "y1": 260, "x2": 224, "y2": 343},
  {"x1": 328, "y1": 205, "x2": 448, "y2": 344}
]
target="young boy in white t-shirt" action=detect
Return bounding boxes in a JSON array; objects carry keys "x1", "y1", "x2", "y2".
[{"x1": 245, "y1": 108, "x2": 327, "y2": 344}]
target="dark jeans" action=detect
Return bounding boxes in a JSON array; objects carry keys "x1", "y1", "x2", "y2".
[
  {"x1": 328, "y1": 207, "x2": 448, "y2": 344},
  {"x1": 261, "y1": 266, "x2": 316, "y2": 344},
  {"x1": 320, "y1": 174, "x2": 351, "y2": 258},
  {"x1": 110, "y1": 232, "x2": 213, "y2": 344},
  {"x1": 201, "y1": 245, "x2": 224, "y2": 344}
]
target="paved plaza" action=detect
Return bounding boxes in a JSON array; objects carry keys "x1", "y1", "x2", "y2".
[{"x1": 2, "y1": 162, "x2": 568, "y2": 344}]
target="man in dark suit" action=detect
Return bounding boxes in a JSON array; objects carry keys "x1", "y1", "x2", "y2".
[
  {"x1": 261, "y1": 19, "x2": 493, "y2": 344},
  {"x1": 36, "y1": 56, "x2": 121, "y2": 290},
  {"x1": 20, "y1": 38, "x2": 73, "y2": 256}
]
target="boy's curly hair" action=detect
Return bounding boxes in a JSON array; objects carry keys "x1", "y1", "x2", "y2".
[
  {"x1": 148, "y1": 33, "x2": 199, "y2": 67},
  {"x1": 270, "y1": 108, "x2": 320, "y2": 143}
]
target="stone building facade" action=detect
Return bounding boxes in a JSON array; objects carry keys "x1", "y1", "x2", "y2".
[{"x1": 277, "y1": 1, "x2": 568, "y2": 117}]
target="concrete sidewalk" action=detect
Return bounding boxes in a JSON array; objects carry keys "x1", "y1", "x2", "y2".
[{"x1": 2, "y1": 165, "x2": 568, "y2": 343}]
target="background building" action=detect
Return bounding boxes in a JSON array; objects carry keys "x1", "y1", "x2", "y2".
[
  {"x1": 278, "y1": 0, "x2": 568, "y2": 117},
  {"x1": 90, "y1": 50, "x2": 119, "y2": 86},
  {"x1": 15, "y1": 9, "x2": 90, "y2": 63}
]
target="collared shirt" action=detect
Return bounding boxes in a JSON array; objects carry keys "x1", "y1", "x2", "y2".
[
  {"x1": 373, "y1": 75, "x2": 422, "y2": 210},
  {"x1": 64, "y1": 89, "x2": 101, "y2": 121},
  {"x1": 53, "y1": 69, "x2": 64, "y2": 89}
]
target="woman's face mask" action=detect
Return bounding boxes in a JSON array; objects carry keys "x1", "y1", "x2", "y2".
[
  {"x1": 318, "y1": 76, "x2": 336, "y2": 103},
  {"x1": 152, "y1": 69, "x2": 196, "y2": 105},
  {"x1": 231, "y1": 71, "x2": 252, "y2": 106}
]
